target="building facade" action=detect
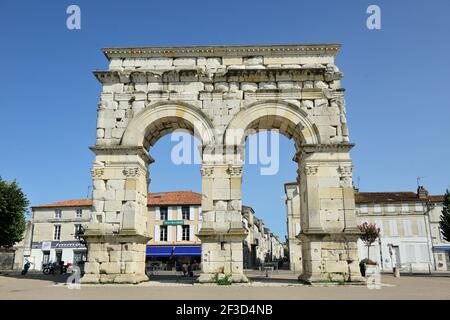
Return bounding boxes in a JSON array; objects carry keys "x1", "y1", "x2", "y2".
[
  {"x1": 428, "y1": 195, "x2": 450, "y2": 271},
  {"x1": 146, "y1": 191, "x2": 203, "y2": 269},
  {"x1": 29, "y1": 200, "x2": 91, "y2": 270},
  {"x1": 355, "y1": 187, "x2": 435, "y2": 272},
  {"x1": 25, "y1": 191, "x2": 283, "y2": 272},
  {"x1": 241, "y1": 206, "x2": 284, "y2": 269}
]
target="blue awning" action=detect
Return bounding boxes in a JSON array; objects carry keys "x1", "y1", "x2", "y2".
[
  {"x1": 146, "y1": 245, "x2": 202, "y2": 257},
  {"x1": 433, "y1": 246, "x2": 450, "y2": 251},
  {"x1": 173, "y1": 246, "x2": 201, "y2": 256},
  {"x1": 146, "y1": 246, "x2": 175, "y2": 257}
]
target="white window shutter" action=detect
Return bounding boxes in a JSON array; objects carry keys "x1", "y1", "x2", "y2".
[
  {"x1": 155, "y1": 207, "x2": 160, "y2": 221},
  {"x1": 177, "y1": 206, "x2": 182, "y2": 220},
  {"x1": 403, "y1": 220, "x2": 411, "y2": 236},
  {"x1": 176, "y1": 225, "x2": 182, "y2": 241},
  {"x1": 197, "y1": 223, "x2": 202, "y2": 234},
  {"x1": 417, "y1": 220, "x2": 426, "y2": 236},
  {"x1": 154, "y1": 225, "x2": 160, "y2": 242},
  {"x1": 374, "y1": 220, "x2": 383, "y2": 235},
  {"x1": 168, "y1": 207, "x2": 173, "y2": 220},
  {"x1": 167, "y1": 225, "x2": 172, "y2": 242},
  {"x1": 198, "y1": 207, "x2": 203, "y2": 220},
  {"x1": 189, "y1": 206, "x2": 194, "y2": 220},
  {"x1": 189, "y1": 225, "x2": 194, "y2": 241},
  {"x1": 389, "y1": 220, "x2": 398, "y2": 236}
]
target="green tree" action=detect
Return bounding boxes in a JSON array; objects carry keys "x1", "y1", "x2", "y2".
[
  {"x1": 358, "y1": 222, "x2": 380, "y2": 262},
  {"x1": 439, "y1": 189, "x2": 450, "y2": 242},
  {"x1": 0, "y1": 177, "x2": 29, "y2": 247}
]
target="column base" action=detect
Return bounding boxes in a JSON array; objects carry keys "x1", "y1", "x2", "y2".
[
  {"x1": 298, "y1": 231, "x2": 364, "y2": 284},
  {"x1": 81, "y1": 232, "x2": 150, "y2": 285},
  {"x1": 81, "y1": 273, "x2": 149, "y2": 284},
  {"x1": 299, "y1": 272, "x2": 365, "y2": 284}
]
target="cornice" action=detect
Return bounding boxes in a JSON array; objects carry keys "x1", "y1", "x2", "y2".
[
  {"x1": 102, "y1": 44, "x2": 341, "y2": 60},
  {"x1": 90, "y1": 145, "x2": 154, "y2": 164},
  {"x1": 93, "y1": 67, "x2": 342, "y2": 84}
]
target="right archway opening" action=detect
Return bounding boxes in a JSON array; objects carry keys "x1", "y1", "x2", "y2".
[{"x1": 241, "y1": 129, "x2": 298, "y2": 274}]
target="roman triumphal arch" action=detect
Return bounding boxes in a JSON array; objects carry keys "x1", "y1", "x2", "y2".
[{"x1": 81, "y1": 44, "x2": 364, "y2": 284}]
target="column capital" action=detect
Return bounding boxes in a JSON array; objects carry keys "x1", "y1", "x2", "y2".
[
  {"x1": 294, "y1": 143, "x2": 355, "y2": 161},
  {"x1": 90, "y1": 145, "x2": 154, "y2": 164}
]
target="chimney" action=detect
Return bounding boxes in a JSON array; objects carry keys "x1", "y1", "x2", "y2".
[{"x1": 417, "y1": 186, "x2": 429, "y2": 200}]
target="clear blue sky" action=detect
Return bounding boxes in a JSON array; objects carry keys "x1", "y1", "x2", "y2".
[{"x1": 1, "y1": 0, "x2": 449, "y2": 240}]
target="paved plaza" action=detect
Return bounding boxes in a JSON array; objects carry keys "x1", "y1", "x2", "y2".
[{"x1": 1, "y1": 270, "x2": 449, "y2": 300}]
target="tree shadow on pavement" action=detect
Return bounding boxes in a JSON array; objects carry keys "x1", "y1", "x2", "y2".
[{"x1": 0, "y1": 271, "x2": 70, "y2": 284}]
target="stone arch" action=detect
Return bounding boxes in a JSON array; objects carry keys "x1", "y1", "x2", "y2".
[
  {"x1": 121, "y1": 101, "x2": 215, "y2": 149},
  {"x1": 224, "y1": 100, "x2": 320, "y2": 148}
]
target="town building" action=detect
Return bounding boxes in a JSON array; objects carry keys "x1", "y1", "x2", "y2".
[
  {"x1": 146, "y1": 191, "x2": 203, "y2": 270},
  {"x1": 24, "y1": 191, "x2": 283, "y2": 272},
  {"x1": 428, "y1": 195, "x2": 450, "y2": 271},
  {"x1": 284, "y1": 183, "x2": 446, "y2": 273},
  {"x1": 29, "y1": 199, "x2": 91, "y2": 270},
  {"x1": 354, "y1": 187, "x2": 435, "y2": 272}
]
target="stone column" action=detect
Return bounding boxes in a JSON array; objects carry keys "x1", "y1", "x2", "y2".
[
  {"x1": 197, "y1": 145, "x2": 248, "y2": 283},
  {"x1": 81, "y1": 146, "x2": 152, "y2": 284},
  {"x1": 296, "y1": 144, "x2": 364, "y2": 283}
]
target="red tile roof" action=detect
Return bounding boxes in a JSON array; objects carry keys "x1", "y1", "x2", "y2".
[
  {"x1": 429, "y1": 195, "x2": 444, "y2": 203},
  {"x1": 32, "y1": 191, "x2": 202, "y2": 209},
  {"x1": 148, "y1": 191, "x2": 202, "y2": 206},
  {"x1": 355, "y1": 192, "x2": 420, "y2": 204},
  {"x1": 32, "y1": 199, "x2": 93, "y2": 208}
]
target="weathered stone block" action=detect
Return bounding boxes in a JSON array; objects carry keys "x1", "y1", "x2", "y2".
[{"x1": 100, "y1": 262, "x2": 121, "y2": 274}]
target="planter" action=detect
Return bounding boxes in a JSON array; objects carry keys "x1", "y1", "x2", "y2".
[{"x1": 365, "y1": 264, "x2": 378, "y2": 276}]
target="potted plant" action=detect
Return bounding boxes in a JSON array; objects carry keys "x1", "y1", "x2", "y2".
[{"x1": 358, "y1": 222, "x2": 381, "y2": 277}]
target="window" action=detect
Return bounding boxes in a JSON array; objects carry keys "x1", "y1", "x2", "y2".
[
  {"x1": 374, "y1": 220, "x2": 383, "y2": 235},
  {"x1": 401, "y1": 203, "x2": 409, "y2": 212},
  {"x1": 415, "y1": 202, "x2": 424, "y2": 212},
  {"x1": 403, "y1": 220, "x2": 412, "y2": 236},
  {"x1": 55, "y1": 209, "x2": 62, "y2": 219},
  {"x1": 387, "y1": 204, "x2": 395, "y2": 213},
  {"x1": 160, "y1": 226, "x2": 168, "y2": 242},
  {"x1": 389, "y1": 220, "x2": 398, "y2": 237},
  {"x1": 54, "y1": 225, "x2": 61, "y2": 240},
  {"x1": 360, "y1": 204, "x2": 368, "y2": 214},
  {"x1": 417, "y1": 220, "x2": 426, "y2": 236},
  {"x1": 182, "y1": 225, "x2": 190, "y2": 241},
  {"x1": 182, "y1": 206, "x2": 190, "y2": 220},
  {"x1": 160, "y1": 206, "x2": 168, "y2": 220},
  {"x1": 74, "y1": 224, "x2": 82, "y2": 239},
  {"x1": 373, "y1": 204, "x2": 381, "y2": 213},
  {"x1": 42, "y1": 251, "x2": 50, "y2": 265},
  {"x1": 76, "y1": 209, "x2": 82, "y2": 218}
]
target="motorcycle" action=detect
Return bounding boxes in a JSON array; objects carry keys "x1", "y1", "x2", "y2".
[
  {"x1": 43, "y1": 262, "x2": 69, "y2": 275},
  {"x1": 42, "y1": 262, "x2": 57, "y2": 275},
  {"x1": 21, "y1": 261, "x2": 31, "y2": 275}
]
